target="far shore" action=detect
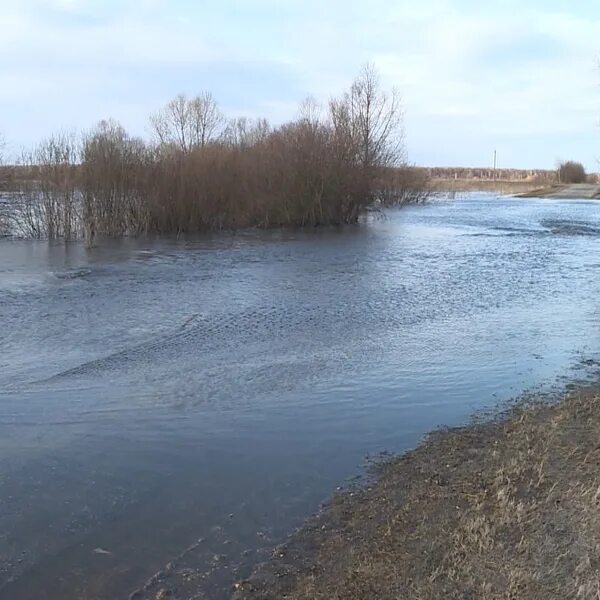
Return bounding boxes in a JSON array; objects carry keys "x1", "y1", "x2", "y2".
[
  {"x1": 233, "y1": 376, "x2": 600, "y2": 599},
  {"x1": 431, "y1": 178, "x2": 600, "y2": 199},
  {"x1": 515, "y1": 183, "x2": 600, "y2": 199},
  {"x1": 432, "y1": 177, "x2": 547, "y2": 195}
]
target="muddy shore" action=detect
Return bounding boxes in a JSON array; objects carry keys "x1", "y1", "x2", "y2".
[{"x1": 233, "y1": 383, "x2": 600, "y2": 599}]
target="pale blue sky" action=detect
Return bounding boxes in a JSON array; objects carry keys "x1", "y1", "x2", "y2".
[{"x1": 1, "y1": 0, "x2": 599, "y2": 169}]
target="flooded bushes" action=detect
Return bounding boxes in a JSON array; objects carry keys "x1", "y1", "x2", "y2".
[
  {"x1": 81, "y1": 120, "x2": 150, "y2": 241},
  {"x1": 8, "y1": 65, "x2": 426, "y2": 241},
  {"x1": 10, "y1": 134, "x2": 79, "y2": 239}
]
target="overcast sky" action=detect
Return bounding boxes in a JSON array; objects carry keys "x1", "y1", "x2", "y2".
[{"x1": 1, "y1": 0, "x2": 599, "y2": 170}]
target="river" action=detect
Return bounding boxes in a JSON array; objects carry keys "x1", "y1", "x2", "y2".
[{"x1": 1, "y1": 193, "x2": 600, "y2": 598}]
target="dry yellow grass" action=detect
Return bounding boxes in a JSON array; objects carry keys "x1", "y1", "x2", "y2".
[
  {"x1": 431, "y1": 178, "x2": 547, "y2": 195},
  {"x1": 235, "y1": 389, "x2": 600, "y2": 599}
]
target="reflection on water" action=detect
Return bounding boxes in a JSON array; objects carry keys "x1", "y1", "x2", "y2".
[{"x1": 1, "y1": 194, "x2": 600, "y2": 598}]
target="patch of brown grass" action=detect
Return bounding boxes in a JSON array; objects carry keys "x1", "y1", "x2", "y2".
[
  {"x1": 235, "y1": 390, "x2": 600, "y2": 599},
  {"x1": 432, "y1": 178, "x2": 547, "y2": 195}
]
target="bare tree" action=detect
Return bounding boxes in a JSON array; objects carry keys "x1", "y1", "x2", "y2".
[
  {"x1": 331, "y1": 65, "x2": 404, "y2": 170},
  {"x1": 329, "y1": 65, "x2": 415, "y2": 209},
  {"x1": 352, "y1": 64, "x2": 404, "y2": 169},
  {"x1": 188, "y1": 92, "x2": 225, "y2": 147},
  {"x1": 299, "y1": 96, "x2": 323, "y2": 131},
  {"x1": 224, "y1": 117, "x2": 270, "y2": 148},
  {"x1": 150, "y1": 94, "x2": 190, "y2": 151},
  {"x1": 150, "y1": 93, "x2": 224, "y2": 152}
]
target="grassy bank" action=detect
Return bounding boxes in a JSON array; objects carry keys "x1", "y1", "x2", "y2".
[
  {"x1": 234, "y1": 385, "x2": 600, "y2": 599},
  {"x1": 431, "y1": 178, "x2": 549, "y2": 195}
]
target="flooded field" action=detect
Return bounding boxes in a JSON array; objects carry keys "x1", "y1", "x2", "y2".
[{"x1": 1, "y1": 194, "x2": 600, "y2": 598}]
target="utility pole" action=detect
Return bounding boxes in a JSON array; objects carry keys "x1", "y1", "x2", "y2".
[{"x1": 493, "y1": 149, "x2": 497, "y2": 178}]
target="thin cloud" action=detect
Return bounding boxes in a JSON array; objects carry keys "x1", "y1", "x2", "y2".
[{"x1": 0, "y1": 0, "x2": 598, "y2": 169}]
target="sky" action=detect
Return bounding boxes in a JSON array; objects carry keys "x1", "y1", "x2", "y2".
[{"x1": 1, "y1": 0, "x2": 599, "y2": 170}]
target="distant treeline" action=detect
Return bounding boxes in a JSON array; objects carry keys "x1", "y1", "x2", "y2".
[
  {"x1": 424, "y1": 165, "x2": 598, "y2": 184},
  {"x1": 424, "y1": 167, "x2": 559, "y2": 182},
  {"x1": 0, "y1": 65, "x2": 429, "y2": 243}
]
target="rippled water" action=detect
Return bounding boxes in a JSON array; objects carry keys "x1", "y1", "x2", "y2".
[{"x1": 1, "y1": 194, "x2": 600, "y2": 598}]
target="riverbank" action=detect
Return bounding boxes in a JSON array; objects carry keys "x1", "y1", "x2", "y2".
[
  {"x1": 234, "y1": 382, "x2": 600, "y2": 599},
  {"x1": 517, "y1": 183, "x2": 600, "y2": 199},
  {"x1": 431, "y1": 178, "x2": 545, "y2": 195}
]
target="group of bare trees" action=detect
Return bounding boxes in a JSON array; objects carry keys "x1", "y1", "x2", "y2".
[
  {"x1": 558, "y1": 161, "x2": 587, "y2": 184},
  {"x1": 149, "y1": 92, "x2": 225, "y2": 152},
  {"x1": 4, "y1": 65, "x2": 424, "y2": 242}
]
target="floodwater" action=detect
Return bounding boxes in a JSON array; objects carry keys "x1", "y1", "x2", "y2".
[{"x1": 1, "y1": 194, "x2": 600, "y2": 599}]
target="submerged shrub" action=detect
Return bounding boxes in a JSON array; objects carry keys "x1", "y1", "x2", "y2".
[{"x1": 8, "y1": 65, "x2": 428, "y2": 242}]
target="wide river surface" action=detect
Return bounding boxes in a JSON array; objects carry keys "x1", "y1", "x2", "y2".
[{"x1": 1, "y1": 194, "x2": 600, "y2": 598}]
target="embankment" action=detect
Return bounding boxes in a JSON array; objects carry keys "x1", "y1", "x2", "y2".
[{"x1": 234, "y1": 382, "x2": 600, "y2": 599}]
